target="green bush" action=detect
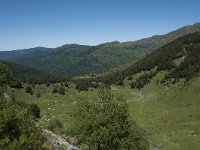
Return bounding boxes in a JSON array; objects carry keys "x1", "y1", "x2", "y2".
[
  {"x1": 64, "y1": 82, "x2": 69, "y2": 87},
  {"x1": 9, "y1": 80, "x2": 23, "y2": 88},
  {"x1": 52, "y1": 86, "x2": 58, "y2": 93},
  {"x1": 25, "y1": 86, "x2": 33, "y2": 94},
  {"x1": 28, "y1": 104, "x2": 40, "y2": 119},
  {"x1": 70, "y1": 87, "x2": 148, "y2": 149},
  {"x1": 35, "y1": 92, "x2": 41, "y2": 98},
  {"x1": 0, "y1": 100, "x2": 46, "y2": 149},
  {"x1": 58, "y1": 87, "x2": 65, "y2": 95},
  {"x1": 52, "y1": 86, "x2": 65, "y2": 95},
  {"x1": 0, "y1": 61, "x2": 12, "y2": 86},
  {"x1": 46, "y1": 119, "x2": 63, "y2": 134}
]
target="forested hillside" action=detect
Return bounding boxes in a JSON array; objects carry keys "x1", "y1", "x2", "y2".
[
  {"x1": 5, "y1": 61, "x2": 65, "y2": 84},
  {"x1": 74, "y1": 32, "x2": 200, "y2": 91},
  {"x1": 1, "y1": 23, "x2": 200, "y2": 77},
  {"x1": 0, "y1": 47, "x2": 53, "y2": 60}
]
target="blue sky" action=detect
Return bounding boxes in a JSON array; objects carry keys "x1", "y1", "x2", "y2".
[{"x1": 0, "y1": 0, "x2": 200, "y2": 50}]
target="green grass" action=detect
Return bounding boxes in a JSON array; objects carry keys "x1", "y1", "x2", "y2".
[
  {"x1": 13, "y1": 73, "x2": 200, "y2": 150},
  {"x1": 126, "y1": 72, "x2": 200, "y2": 150}
]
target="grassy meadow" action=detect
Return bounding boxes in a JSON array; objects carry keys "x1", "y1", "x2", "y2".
[{"x1": 13, "y1": 71, "x2": 200, "y2": 150}]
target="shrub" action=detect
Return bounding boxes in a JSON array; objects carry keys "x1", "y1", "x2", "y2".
[
  {"x1": 52, "y1": 86, "x2": 58, "y2": 93},
  {"x1": 52, "y1": 86, "x2": 65, "y2": 95},
  {"x1": 70, "y1": 87, "x2": 148, "y2": 149},
  {"x1": 28, "y1": 104, "x2": 40, "y2": 119},
  {"x1": 64, "y1": 82, "x2": 69, "y2": 87},
  {"x1": 0, "y1": 100, "x2": 45, "y2": 149},
  {"x1": 35, "y1": 92, "x2": 41, "y2": 98},
  {"x1": 58, "y1": 87, "x2": 65, "y2": 95},
  {"x1": 47, "y1": 119, "x2": 63, "y2": 133},
  {"x1": 9, "y1": 80, "x2": 23, "y2": 88},
  {"x1": 25, "y1": 86, "x2": 33, "y2": 94}
]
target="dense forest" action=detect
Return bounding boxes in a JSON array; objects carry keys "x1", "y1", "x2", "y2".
[{"x1": 4, "y1": 61, "x2": 65, "y2": 84}]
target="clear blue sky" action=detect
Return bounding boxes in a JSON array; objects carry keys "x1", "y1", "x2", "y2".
[{"x1": 0, "y1": 0, "x2": 200, "y2": 50}]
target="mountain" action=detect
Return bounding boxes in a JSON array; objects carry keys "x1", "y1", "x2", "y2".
[
  {"x1": 0, "y1": 47, "x2": 53, "y2": 60},
  {"x1": 74, "y1": 32, "x2": 200, "y2": 91},
  {"x1": 9, "y1": 32, "x2": 200, "y2": 149},
  {"x1": 4, "y1": 61, "x2": 64, "y2": 84},
  {"x1": 1, "y1": 23, "x2": 200, "y2": 77}
]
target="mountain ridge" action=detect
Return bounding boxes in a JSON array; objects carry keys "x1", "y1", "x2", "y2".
[{"x1": 0, "y1": 23, "x2": 200, "y2": 77}]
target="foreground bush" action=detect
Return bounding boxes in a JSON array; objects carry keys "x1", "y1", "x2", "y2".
[
  {"x1": 70, "y1": 87, "x2": 148, "y2": 149},
  {"x1": 0, "y1": 100, "x2": 46, "y2": 149}
]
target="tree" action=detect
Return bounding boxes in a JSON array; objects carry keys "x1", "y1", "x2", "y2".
[
  {"x1": 0, "y1": 100, "x2": 46, "y2": 149},
  {"x1": 28, "y1": 104, "x2": 40, "y2": 119},
  {"x1": 9, "y1": 80, "x2": 23, "y2": 88},
  {"x1": 25, "y1": 86, "x2": 33, "y2": 94},
  {"x1": 70, "y1": 87, "x2": 148, "y2": 149},
  {"x1": 35, "y1": 92, "x2": 41, "y2": 98},
  {"x1": 52, "y1": 86, "x2": 65, "y2": 95},
  {"x1": 64, "y1": 82, "x2": 69, "y2": 87},
  {"x1": 0, "y1": 61, "x2": 12, "y2": 86},
  {"x1": 52, "y1": 86, "x2": 58, "y2": 93},
  {"x1": 58, "y1": 87, "x2": 65, "y2": 95}
]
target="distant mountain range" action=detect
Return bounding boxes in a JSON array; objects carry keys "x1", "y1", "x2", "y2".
[
  {"x1": 0, "y1": 23, "x2": 200, "y2": 77},
  {"x1": 0, "y1": 47, "x2": 53, "y2": 60}
]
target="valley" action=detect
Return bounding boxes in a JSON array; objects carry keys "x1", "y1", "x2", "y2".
[
  {"x1": 11, "y1": 71, "x2": 200, "y2": 150},
  {"x1": 1, "y1": 25, "x2": 200, "y2": 150}
]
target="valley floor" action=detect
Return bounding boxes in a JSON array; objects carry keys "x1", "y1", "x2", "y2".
[{"x1": 13, "y1": 72, "x2": 200, "y2": 150}]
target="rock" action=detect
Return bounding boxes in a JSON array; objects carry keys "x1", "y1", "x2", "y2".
[
  {"x1": 2, "y1": 92, "x2": 10, "y2": 101},
  {"x1": 153, "y1": 143, "x2": 164, "y2": 148},
  {"x1": 42, "y1": 129, "x2": 79, "y2": 150},
  {"x1": 190, "y1": 130, "x2": 199, "y2": 136}
]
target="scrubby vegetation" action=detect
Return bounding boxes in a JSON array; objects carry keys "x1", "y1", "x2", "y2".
[
  {"x1": 0, "y1": 100, "x2": 46, "y2": 149},
  {"x1": 0, "y1": 61, "x2": 12, "y2": 86},
  {"x1": 165, "y1": 44, "x2": 200, "y2": 81},
  {"x1": 130, "y1": 71, "x2": 157, "y2": 89},
  {"x1": 74, "y1": 33, "x2": 200, "y2": 90},
  {"x1": 70, "y1": 87, "x2": 148, "y2": 149},
  {"x1": 0, "y1": 61, "x2": 47, "y2": 149},
  {"x1": 0, "y1": 31, "x2": 200, "y2": 150},
  {"x1": 25, "y1": 85, "x2": 33, "y2": 94},
  {"x1": 52, "y1": 86, "x2": 65, "y2": 95}
]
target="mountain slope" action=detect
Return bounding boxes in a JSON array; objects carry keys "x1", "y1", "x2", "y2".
[
  {"x1": 0, "y1": 47, "x2": 53, "y2": 60},
  {"x1": 1, "y1": 23, "x2": 200, "y2": 77},
  {"x1": 72, "y1": 32, "x2": 200, "y2": 149},
  {"x1": 5, "y1": 61, "x2": 63, "y2": 84},
  {"x1": 74, "y1": 32, "x2": 200, "y2": 91}
]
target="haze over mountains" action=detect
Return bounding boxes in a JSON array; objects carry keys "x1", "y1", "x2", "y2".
[{"x1": 1, "y1": 23, "x2": 200, "y2": 77}]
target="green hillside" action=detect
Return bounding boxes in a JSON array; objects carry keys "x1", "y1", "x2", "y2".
[
  {"x1": 8, "y1": 32, "x2": 200, "y2": 149},
  {"x1": 2, "y1": 23, "x2": 200, "y2": 77},
  {"x1": 74, "y1": 32, "x2": 200, "y2": 91},
  {"x1": 0, "y1": 47, "x2": 53, "y2": 60},
  {"x1": 5, "y1": 61, "x2": 64, "y2": 84},
  {"x1": 0, "y1": 61, "x2": 50, "y2": 149}
]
